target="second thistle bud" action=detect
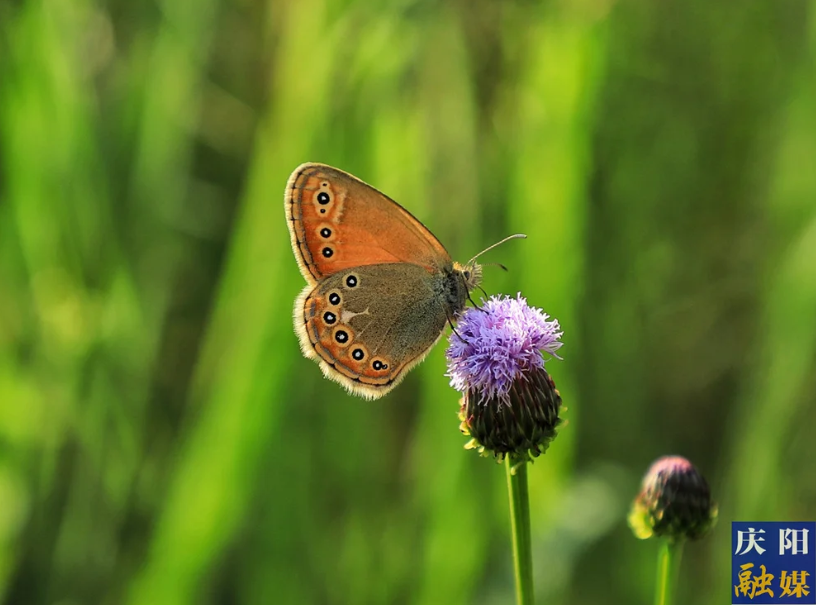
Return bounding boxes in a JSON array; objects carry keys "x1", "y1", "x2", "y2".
[
  {"x1": 629, "y1": 455, "x2": 718, "y2": 543},
  {"x1": 447, "y1": 295, "x2": 564, "y2": 462}
]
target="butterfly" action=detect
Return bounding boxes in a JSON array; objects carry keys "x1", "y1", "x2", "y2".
[{"x1": 285, "y1": 163, "x2": 521, "y2": 399}]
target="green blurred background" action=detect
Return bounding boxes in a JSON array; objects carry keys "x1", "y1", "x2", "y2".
[{"x1": 2, "y1": 0, "x2": 815, "y2": 603}]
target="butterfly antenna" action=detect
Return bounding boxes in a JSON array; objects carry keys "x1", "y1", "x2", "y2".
[
  {"x1": 482, "y1": 262, "x2": 508, "y2": 272},
  {"x1": 467, "y1": 233, "x2": 526, "y2": 266}
]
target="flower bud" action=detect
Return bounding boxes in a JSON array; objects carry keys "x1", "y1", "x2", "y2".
[{"x1": 629, "y1": 456, "x2": 718, "y2": 542}]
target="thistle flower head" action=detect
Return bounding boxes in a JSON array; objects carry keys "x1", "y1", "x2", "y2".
[
  {"x1": 629, "y1": 455, "x2": 718, "y2": 542},
  {"x1": 446, "y1": 295, "x2": 564, "y2": 462},
  {"x1": 447, "y1": 295, "x2": 563, "y2": 404}
]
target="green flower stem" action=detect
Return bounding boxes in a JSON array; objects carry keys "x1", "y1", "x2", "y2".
[
  {"x1": 655, "y1": 540, "x2": 684, "y2": 605},
  {"x1": 506, "y1": 456, "x2": 534, "y2": 605}
]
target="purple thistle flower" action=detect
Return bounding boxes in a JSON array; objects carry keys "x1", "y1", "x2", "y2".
[
  {"x1": 447, "y1": 295, "x2": 563, "y2": 404},
  {"x1": 446, "y1": 295, "x2": 564, "y2": 461}
]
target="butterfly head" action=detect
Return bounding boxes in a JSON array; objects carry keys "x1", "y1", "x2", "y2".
[{"x1": 456, "y1": 261, "x2": 483, "y2": 294}]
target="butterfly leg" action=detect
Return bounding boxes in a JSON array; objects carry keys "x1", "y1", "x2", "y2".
[
  {"x1": 446, "y1": 310, "x2": 472, "y2": 345},
  {"x1": 468, "y1": 290, "x2": 488, "y2": 312}
]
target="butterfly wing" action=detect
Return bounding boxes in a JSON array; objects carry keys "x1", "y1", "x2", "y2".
[
  {"x1": 285, "y1": 163, "x2": 451, "y2": 284},
  {"x1": 295, "y1": 263, "x2": 461, "y2": 399}
]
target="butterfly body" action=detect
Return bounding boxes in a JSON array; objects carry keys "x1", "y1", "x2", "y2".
[{"x1": 286, "y1": 163, "x2": 481, "y2": 399}]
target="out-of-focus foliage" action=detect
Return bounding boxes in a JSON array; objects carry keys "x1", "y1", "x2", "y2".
[{"x1": 1, "y1": 0, "x2": 815, "y2": 603}]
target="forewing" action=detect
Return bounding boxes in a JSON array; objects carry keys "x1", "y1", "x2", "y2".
[{"x1": 285, "y1": 163, "x2": 451, "y2": 284}]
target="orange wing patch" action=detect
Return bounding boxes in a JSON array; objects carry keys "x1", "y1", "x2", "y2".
[{"x1": 287, "y1": 170, "x2": 348, "y2": 281}]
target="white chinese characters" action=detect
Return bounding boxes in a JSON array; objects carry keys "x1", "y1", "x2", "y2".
[
  {"x1": 735, "y1": 528, "x2": 766, "y2": 556},
  {"x1": 780, "y1": 528, "x2": 810, "y2": 555}
]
